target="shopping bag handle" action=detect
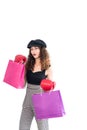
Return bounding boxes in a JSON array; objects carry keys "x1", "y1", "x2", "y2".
[{"x1": 40, "y1": 87, "x2": 53, "y2": 96}]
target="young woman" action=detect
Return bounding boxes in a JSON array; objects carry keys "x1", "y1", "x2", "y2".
[{"x1": 19, "y1": 39, "x2": 53, "y2": 130}]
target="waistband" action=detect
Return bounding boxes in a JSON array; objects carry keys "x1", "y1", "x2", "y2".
[{"x1": 27, "y1": 83, "x2": 42, "y2": 90}]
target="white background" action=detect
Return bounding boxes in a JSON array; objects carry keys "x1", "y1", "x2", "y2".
[{"x1": 0, "y1": 0, "x2": 87, "y2": 130}]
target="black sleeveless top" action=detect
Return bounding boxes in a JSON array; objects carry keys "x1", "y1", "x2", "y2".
[{"x1": 26, "y1": 70, "x2": 47, "y2": 85}]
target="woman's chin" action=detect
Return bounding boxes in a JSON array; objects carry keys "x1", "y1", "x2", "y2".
[{"x1": 34, "y1": 56, "x2": 40, "y2": 59}]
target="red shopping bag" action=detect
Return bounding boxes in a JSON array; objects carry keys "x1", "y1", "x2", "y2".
[
  {"x1": 32, "y1": 90, "x2": 65, "y2": 119},
  {"x1": 3, "y1": 60, "x2": 25, "y2": 88}
]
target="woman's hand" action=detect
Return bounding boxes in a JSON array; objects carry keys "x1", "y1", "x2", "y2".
[{"x1": 40, "y1": 79, "x2": 56, "y2": 91}]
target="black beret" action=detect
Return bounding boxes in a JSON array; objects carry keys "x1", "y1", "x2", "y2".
[{"x1": 27, "y1": 39, "x2": 47, "y2": 48}]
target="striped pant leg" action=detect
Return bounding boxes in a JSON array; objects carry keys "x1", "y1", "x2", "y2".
[
  {"x1": 36, "y1": 119, "x2": 49, "y2": 130},
  {"x1": 19, "y1": 107, "x2": 34, "y2": 130}
]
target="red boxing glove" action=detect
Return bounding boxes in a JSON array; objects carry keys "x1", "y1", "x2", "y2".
[
  {"x1": 14, "y1": 54, "x2": 27, "y2": 64},
  {"x1": 40, "y1": 79, "x2": 56, "y2": 91}
]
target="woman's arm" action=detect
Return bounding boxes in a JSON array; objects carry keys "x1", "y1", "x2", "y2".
[{"x1": 45, "y1": 67, "x2": 53, "y2": 80}]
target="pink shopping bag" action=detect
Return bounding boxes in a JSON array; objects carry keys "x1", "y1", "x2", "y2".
[
  {"x1": 32, "y1": 90, "x2": 65, "y2": 119},
  {"x1": 3, "y1": 60, "x2": 25, "y2": 88}
]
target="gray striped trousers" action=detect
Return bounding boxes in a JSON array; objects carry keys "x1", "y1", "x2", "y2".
[{"x1": 19, "y1": 84, "x2": 49, "y2": 130}]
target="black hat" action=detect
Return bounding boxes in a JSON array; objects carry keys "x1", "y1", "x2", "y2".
[{"x1": 27, "y1": 39, "x2": 47, "y2": 48}]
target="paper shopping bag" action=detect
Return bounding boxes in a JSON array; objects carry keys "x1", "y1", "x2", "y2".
[
  {"x1": 32, "y1": 90, "x2": 65, "y2": 119},
  {"x1": 3, "y1": 60, "x2": 25, "y2": 88}
]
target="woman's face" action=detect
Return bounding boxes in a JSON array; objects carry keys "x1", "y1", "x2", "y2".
[{"x1": 30, "y1": 46, "x2": 40, "y2": 59}]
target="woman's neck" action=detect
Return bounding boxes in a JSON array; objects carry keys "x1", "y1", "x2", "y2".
[
  {"x1": 33, "y1": 58, "x2": 41, "y2": 72},
  {"x1": 35, "y1": 58, "x2": 41, "y2": 66}
]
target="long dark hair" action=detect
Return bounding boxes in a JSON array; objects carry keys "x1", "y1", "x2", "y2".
[{"x1": 25, "y1": 47, "x2": 51, "y2": 71}]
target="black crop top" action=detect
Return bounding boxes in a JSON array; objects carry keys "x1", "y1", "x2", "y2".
[{"x1": 26, "y1": 70, "x2": 47, "y2": 85}]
